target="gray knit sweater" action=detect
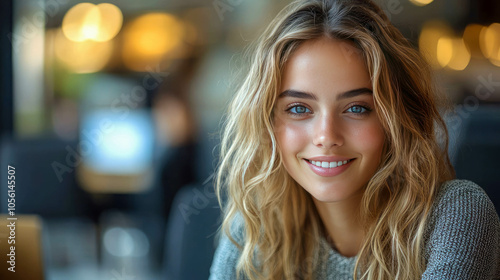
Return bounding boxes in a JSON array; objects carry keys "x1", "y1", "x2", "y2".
[{"x1": 209, "y1": 180, "x2": 500, "y2": 279}]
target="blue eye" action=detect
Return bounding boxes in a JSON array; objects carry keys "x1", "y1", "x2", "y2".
[
  {"x1": 347, "y1": 105, "x2": 369, "y2": 114},
  {"x1": 289, "y1": 105, "x2": 311, "y2": 114}
]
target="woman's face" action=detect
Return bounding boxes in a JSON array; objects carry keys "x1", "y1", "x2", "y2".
[{"x1": 273, "y1": 37, "x2": 385, "y2": 203}]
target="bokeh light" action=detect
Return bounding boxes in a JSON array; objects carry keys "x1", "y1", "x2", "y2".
[
  {"x1": 62, "y1": 3, "x2": 122, "y2": 42},
  {"x1": 419, "y1": 21, "x2": 454, "y2": 69},
  {"x1": 447, "y1": 38, "x2": 471, "y2": 71},
  {"x1": 437, "y1": 37, "x2": 453, "y2": 67},
  {"x1": 103, "y1": 227, "x2": 150, "y2": 257},
  {"x1": 54, "y1": 28, "x2": 114, "y2": 73},
  {"x1": 122, "y1": 13, "x2": 185, "y2": 71},
  {"x1": 409, "y1": 0, "x2": 434, "y2": 6},
  {"x1": 480, "y1": 23, "x2": 500, "y2": 67},
  {"x1": 463, "y1": 24, "x2": 485, "y2": 58}
]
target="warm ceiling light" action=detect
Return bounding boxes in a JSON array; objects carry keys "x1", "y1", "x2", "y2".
[
  {"x1": 419, "y1": 21, "x2": 453, "y2": 69},
  {"x1": 93, "y1": 3, "x2": 123, "y2": 42},
  {"x1": 409, "y1": 0, "x2": 434, "y2": 6},
  {"x1": 480, "y1": 23, "x2": 500, "y2": 66},
  {"x1": 437, "y1": 37, "x2": 453, "y2": 67},
  {"x1": 463, "y1": 24, "x2": 485, "y2": 58},
  {"x1": 122, "y1": 13, "x2": 185, "y2": 71},
  {"x1": 447, "y1": 38, "x2": 471, "y2": 71},
  {"x1": 54, "y1": 28, "x2": 113, "y2": 73},
  {"x1": 62, "y1": 3, "x2": 122, "y2": 42}
]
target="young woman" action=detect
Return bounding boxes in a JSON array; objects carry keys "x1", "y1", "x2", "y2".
[{"x1": 210, "y1": 0, "x2": 500, "y2": 279}]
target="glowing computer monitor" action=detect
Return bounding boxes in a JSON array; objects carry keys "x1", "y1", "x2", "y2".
[{"x1": 77, "y1": 109, "x2": 155, "y2": 193}]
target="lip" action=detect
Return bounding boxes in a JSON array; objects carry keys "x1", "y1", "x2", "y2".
[{"x1": 304, "y1": 157, "x2": 356, "y2": 177}]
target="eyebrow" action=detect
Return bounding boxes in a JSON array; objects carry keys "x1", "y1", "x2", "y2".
[
  {"x1": 278, "y1": 87, "x2": 373, "y2": 101},
  {"x1": 336, "y1": 87, "x2": 373, "y2": 101}
]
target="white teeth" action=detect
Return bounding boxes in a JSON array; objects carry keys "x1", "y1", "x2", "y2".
[{"x1": 310, "y1": 159, "x2": 352, "y2": 169}]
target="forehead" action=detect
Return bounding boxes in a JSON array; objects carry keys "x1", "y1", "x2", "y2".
[{"x1": 280, "y1": 37, "x2": 371, "y2": 95}]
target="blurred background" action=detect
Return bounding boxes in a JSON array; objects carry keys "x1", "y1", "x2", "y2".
[{"x1": 0, "y1": 0, "x2": 499, "y2": 279}]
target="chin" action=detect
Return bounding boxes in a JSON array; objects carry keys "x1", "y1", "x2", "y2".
[{"x1": 306, "y1": 183, "x2": 366, "y2": 204}]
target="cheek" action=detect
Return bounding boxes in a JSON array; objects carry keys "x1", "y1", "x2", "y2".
[
  {"x1": 352, "y1": 120, "x2": 385, "y2": 159},
  {"x1": 274, "y1": 118, "x2": 309, "y2": 156}
]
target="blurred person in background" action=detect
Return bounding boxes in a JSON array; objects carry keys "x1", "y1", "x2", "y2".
[{"x1": 153, "y1": 57, "x2": 201, "y2": 219}]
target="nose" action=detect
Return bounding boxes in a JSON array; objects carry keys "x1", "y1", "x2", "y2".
[{"x1": 312, "y1": 113, "x2": 344, "y2": 148}]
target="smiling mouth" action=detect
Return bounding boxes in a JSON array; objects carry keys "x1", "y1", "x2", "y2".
[{"x1": 305, "y1": 158, "x2": 355, "y2": 168}]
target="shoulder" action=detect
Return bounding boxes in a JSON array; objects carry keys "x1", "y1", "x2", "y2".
[
  {"x1": 209, "y1": 214, "x2": 246, "y2": 280},
  {"x1": 427, "y1": 179, "x2": 499, "y2": 233},
  {"x1": 435, "y1": 179, "x2": 494, "y2": 204},
  {"x1": 422, "y1": 179, "x2": 500, "y2": 279}
]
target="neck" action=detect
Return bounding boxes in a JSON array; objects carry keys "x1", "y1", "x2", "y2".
[{"x1": 313, "y1": 192, "x2": 365, "y2": 258}]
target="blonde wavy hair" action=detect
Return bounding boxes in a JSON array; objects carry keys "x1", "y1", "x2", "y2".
[{"x1": 216, "y1": 0, "x2": 455, "y2": 279}]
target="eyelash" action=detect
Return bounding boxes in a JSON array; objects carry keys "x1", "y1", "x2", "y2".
[
  {"x1": 285, "y1": 103, "x2": 373, "y2": 116},
  {"x1": 285, "y1": 103, "x2": 311, "y2": 116},
  {"x1": 346, "y1": 104, "x2": 373, "y2": 115}
]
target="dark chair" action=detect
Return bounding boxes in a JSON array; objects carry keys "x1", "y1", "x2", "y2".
[
  {"x1": 0, "y1": 136, "x2": 102, "y2": 278},
  {"x1": 451, "y1": 106, "x2": 500, "y2": 214},
  {"x1": 162, "y1": 183, "x2": 221, "y2": 280},
  {"x1": 0, "y1": 136, "x2": 94, "y2": 218}
]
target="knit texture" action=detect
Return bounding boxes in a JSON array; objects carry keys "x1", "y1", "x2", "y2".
[{"x1": 209, "y1": 180, "x2": 500, "y2": 279}]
